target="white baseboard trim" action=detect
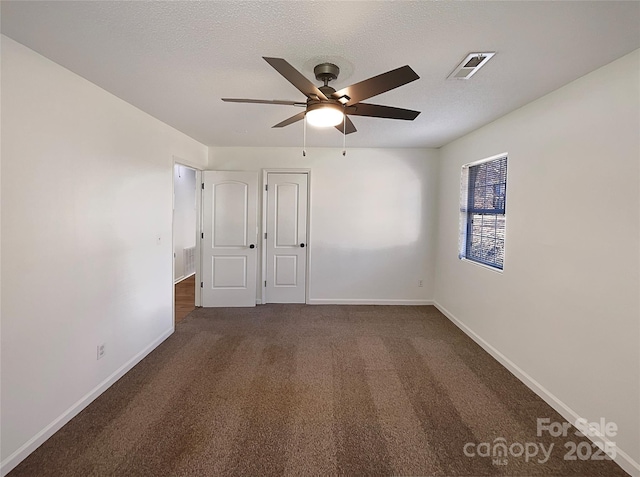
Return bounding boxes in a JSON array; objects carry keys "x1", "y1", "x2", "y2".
[
  {"x1": 0, "y1": 328, "x2": 175, "y2": 477},
  {"x1": 432, "y1": 301, "x2": 640, "y2": 477},
  {"x1": 307, "y1": 298, "x2": 434, "y2": 306},
  {"x1": 174, "y1": 272, "x2": 195, "y2": 285}
]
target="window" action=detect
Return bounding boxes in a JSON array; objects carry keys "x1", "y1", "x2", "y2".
[{"x1": 459, "y1": 154, "x2": 508, "y2": 270}]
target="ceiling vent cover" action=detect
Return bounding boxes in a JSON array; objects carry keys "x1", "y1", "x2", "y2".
[{"x1": 448, "y1": 52, "x2": 495, "y2": 80}]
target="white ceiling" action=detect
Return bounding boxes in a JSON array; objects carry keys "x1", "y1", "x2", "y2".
[{"x1": 2, "y1": 1, "x2": 639, "y2": 148}]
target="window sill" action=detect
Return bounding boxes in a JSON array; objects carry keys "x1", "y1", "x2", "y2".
[{"x1": 459, "y1": 257, "x2": 504, "y2": 274}]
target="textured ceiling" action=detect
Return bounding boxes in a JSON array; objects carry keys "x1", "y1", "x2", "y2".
[{"x1": 2, "y1": 1, "x2": 639, "y2": 148}]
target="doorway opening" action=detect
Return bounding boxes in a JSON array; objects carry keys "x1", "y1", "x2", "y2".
[{"x1": 173, "y1": 163, "x2": 199, "y2": 323}]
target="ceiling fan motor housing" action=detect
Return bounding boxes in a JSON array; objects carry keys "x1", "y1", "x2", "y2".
[{"x1": 319, "y1": 85, "x2": 337, "y2": 98}]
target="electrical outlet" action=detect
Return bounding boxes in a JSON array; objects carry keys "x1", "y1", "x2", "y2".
[
  {"x1": 97, "y1": 343, "x2": 106, "y2": 360},
  {"x1": 418, "y1": 280, "x2": 424, "y2": 287}
]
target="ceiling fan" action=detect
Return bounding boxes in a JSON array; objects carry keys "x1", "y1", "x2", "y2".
[{"x1": 222, "y1": 57, "x2": 421, "y2": 135}]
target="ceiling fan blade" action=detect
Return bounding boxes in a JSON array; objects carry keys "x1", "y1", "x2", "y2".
[
  {"x1": 263, "y1": 57, "x2": 328, "y2": 101},
  {"x1": 332, "y1": 65, "x2": 419, "y2": 106},
  {"x1": 222, "y1": 98, "x2": 306, "y2": 106},
  {"x1": 334, "y1": 116, "x2": 357, "y2": 134},
  {"x1": 346, "y1": 103, "x2": 420, "y2": 120},
  {"x1": 272, "y1": 111, "x2": 306, "y2": 128}
]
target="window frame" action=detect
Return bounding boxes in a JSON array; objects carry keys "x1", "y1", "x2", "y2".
[{"x1": 459, "y1": 153, "x2": 508, "y2": 272}]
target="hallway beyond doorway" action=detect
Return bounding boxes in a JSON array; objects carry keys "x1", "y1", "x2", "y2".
[{"x1": 175, "y1": 275, "x2": 196, "y2": 323}]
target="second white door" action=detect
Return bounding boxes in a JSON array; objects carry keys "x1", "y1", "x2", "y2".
[{"x1": 265, "y1": 173, "x2": 308, "y2": 303}]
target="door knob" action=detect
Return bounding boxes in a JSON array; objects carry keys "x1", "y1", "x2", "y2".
[
  {"x1": 249, "y1": 244, "x2": 255, "y2": 249},
  {"x1": 300, "y1": 243, "x2": 305, "y2": 248}
]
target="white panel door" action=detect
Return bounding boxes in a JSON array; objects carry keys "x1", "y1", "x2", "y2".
[
  {"x1": 202, "y1": 171, "x2": 258, "y2": 307},
  {"x1": 266, "y1": 173, "x2": 308, "y2": 303}
]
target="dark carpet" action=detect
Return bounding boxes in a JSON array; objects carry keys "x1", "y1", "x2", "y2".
[{"x1": 9, "y1": 305, "x2": 628, "y2": 476}]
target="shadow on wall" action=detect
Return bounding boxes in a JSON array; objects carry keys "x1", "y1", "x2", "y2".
[
  {"x1": 307, "y1": 155, "x2": 432, "y2": 300},
  {"x1": 315, "y1": 158, "x2": 422, "y2": 250}
]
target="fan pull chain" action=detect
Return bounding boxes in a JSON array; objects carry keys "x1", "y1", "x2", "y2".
[
  {"x1": 342, "y1": 116, "x2": 346, "y2": 156},
  {"x1": 302, "y1": 114, "x2": 307, "y2": 157}
]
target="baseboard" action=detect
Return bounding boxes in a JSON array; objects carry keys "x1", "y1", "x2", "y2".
[
  {"x1": 432, "y1": 301, "x2": 640, "y2": 477},
  {"x1": 174, "y1": 272, "x2": 195, "y2": 285},
  {"x1": 0, "y1": 327, "x2": 175, "y2": 477},
  {"x1": 307, "y1": 298, "x2": 434, "y2": 306}
]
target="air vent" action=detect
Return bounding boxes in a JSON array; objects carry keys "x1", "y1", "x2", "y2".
[{"x1": 448, "y1": 52, "x2": 495, "y2": 80}]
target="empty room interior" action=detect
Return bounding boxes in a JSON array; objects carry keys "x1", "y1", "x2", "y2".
[{"x1": 1, "y1": 2, "x2": 639, "y2": 476}]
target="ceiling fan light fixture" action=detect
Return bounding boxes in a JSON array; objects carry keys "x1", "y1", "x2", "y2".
[{"x1": 306, "y1": 102, "x2": 344, "y2": 128}]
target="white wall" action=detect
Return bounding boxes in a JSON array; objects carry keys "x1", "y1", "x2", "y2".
[
  {"x1": 434, "y1": 49, "x2": 640, "y2": 474},
  {"x1": 209, "y1": 147, "x2": 439, "y2": 304},
  {"x1": 173, "y1": 164, "x2": 197, "y2": 282},
  {"x1": 0, "y1": 36, "x2": 208, "y2": 474}
]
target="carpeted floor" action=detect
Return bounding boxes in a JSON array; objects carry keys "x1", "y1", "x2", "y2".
[{"x1": 9, "y1": 305, "x2": 628, "y2": 476}]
